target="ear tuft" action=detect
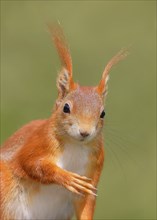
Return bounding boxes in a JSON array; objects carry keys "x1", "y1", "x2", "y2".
[
  {"x1": 48, "y1": 23, "x2": 77, "y2": 108},
  {"x1": 97, "y1": 47, "x2": 129, "y2": 97},
  {"x1": 48, "y1": 23, "x2": 72, "y2": 75}
]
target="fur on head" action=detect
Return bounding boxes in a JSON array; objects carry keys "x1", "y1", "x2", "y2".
[{"x1": 49, "y1": 24, "x2": 128, "y2": 143}]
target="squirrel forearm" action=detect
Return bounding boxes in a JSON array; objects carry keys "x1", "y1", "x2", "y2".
[
  {"x1": 13, "y1": 155, "x2": 98, "y2": 197},
  {"x1": 19, "y1": 157, "x2": 67, "y2": 185}
]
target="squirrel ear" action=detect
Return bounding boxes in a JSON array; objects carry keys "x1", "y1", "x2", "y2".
[
  {"x1": 56, "y1": 68, "x2": 77, "y2": 107},
  {"x1": 48, "y1": 23, "x2": 77, "y2": 107},
  {"x1": 96, "y1": 48, "x2": 129, "y2": 97}
]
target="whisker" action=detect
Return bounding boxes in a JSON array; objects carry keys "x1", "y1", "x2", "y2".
[
  {"x1": 105, "y1": 136, "x2": 141, "y2": 168},
  {"x1": 105, "y1": 139, "x2": 127, "y2": 181}
]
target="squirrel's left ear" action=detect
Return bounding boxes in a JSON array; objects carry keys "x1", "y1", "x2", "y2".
[
  {"x1": 96, "y1": 48, "x2": 129, "y2": 97},
  {"x1": 48, "y1": 23, "x2": 77, "y2": 107}
]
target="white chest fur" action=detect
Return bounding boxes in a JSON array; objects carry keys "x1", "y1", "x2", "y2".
[
  {"x1": 21, "y1": 142, "x2": 91, "y2": 220},
  {"x1": 57, "y1": 142, "x2": 90, "y2": 175}
]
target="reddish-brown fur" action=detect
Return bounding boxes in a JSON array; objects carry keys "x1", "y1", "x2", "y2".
[{"x1": 0, "y1": 24, "x2": 127, "y2": 220}]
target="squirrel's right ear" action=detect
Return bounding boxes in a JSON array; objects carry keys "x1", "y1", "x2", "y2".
[
  {"x1": 48, "y1": 23, "x2": 77, "y2": 107},
  {"x1": 56, "y1": 68, "x2": 77, "y2": 106},
  {"x1": 96, "y1": 48, "x2": 129, "y2": 97}
]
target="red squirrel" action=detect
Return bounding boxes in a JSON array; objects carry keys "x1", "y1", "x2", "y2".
[{"x1": 0, "y1": 25, "x2": 128, "y2": 220}]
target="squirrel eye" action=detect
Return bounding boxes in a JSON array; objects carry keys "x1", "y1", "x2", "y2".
[
  {"x1": 63, "y1": 103, "x2": 70, "y2": 113},
  {"x1": 100, "y1": 110, "x2": 105, "y2": 118}
]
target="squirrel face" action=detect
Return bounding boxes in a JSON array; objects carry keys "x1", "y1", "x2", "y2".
[
  {"x1": 56, "y1": 85, "x2": 105, "y2": 143},
  {"x1": 49, "y1": 24, "x2": 128, "y2": 142}
]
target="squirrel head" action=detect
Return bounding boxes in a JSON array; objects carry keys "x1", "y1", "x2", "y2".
[{"x1": 49, "y1": 24, "x2": 128, "y2": 143}]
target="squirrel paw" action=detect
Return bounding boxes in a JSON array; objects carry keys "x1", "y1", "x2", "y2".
[{"x1": 63, "y1": 172, "x2": 97, "y2": 197}]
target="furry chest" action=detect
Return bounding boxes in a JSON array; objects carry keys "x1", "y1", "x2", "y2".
[
  {"x1": 11, "y1": 143, "x2": 91, "y2": 220},
  {"x1": 29, "y1": 184, "x2": 74, "y2": 220},
  {"x1": 28, "y1": 144, "x2": 91, "y2": 219},
  {"x1": 56, "y1": 143, "x2": 91, "y2": 175}
]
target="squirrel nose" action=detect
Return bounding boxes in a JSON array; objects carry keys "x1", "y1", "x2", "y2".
[{"x1": 80, "y1": 131, "x2": 89, "y2": 138}]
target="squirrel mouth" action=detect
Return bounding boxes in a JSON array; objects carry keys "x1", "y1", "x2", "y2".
[
  {"x1": 80, "y1": 138, "x2": 85, "y2": 142},
  {"x1": 80, "y1": 136, "x2": 90, "y2": 142}
]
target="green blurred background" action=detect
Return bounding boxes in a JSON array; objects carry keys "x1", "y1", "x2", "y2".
[{"x1": 1, "y1": 1, "x2": 156, "y2": 219}]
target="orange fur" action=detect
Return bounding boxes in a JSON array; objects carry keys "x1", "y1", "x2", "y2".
[
  {"x1": 0, "y1": 24, "x2": 127, "y2": 220},
  {"x1": 48, "y1": 23, "x2": 72, "y2": 74},
  {"x1": 97, "y1": 47, "x2": 129, "y2": 95},
  {"x1": 48, "y1": 24, "x2": 77, "y2": 92}
]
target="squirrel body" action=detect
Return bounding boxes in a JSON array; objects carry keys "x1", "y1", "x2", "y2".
[
  {"x1": 0, "y1": 113, "x2": 103, "y2": 220},
  {"x1": 1, "y1": 126, "x2": 93, "y2": 220},
  {"x1": 0, "y1": 25, "x2": 128, "y2": 220}
]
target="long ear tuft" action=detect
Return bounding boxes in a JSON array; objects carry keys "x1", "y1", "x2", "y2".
[
  {"x1": 97, "y1": 47, "x2": 129, "y2": 96},
  {"x1": 48, "y1": 23, "x2": 73, "y2": 75},
  {"x1": 48, "y1": 23, "x2": 77, "y2": 107}
]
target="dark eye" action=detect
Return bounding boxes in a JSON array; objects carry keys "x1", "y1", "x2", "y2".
[
  {"x1": 63, "y1": 103, "x2": 70, "y2": 113},
  {"x1": 100, "y1": 110, "x2": 105, "y2": 118}
]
